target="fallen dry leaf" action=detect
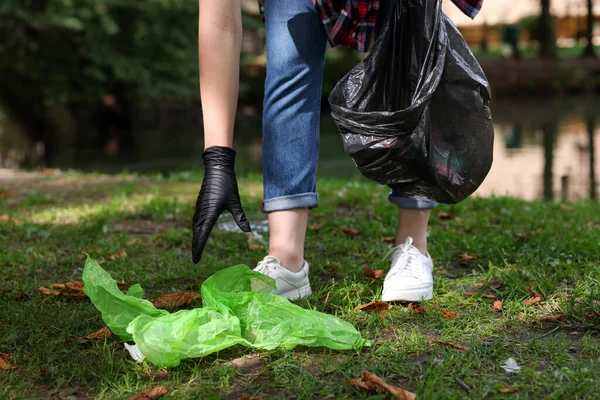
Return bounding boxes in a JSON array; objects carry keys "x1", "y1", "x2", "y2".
[
  {"x1": 38, "y1": 287, "x2": 61, "y2": 297},
  {"x1": 0, "y1": 191, "x2": 15, "y2": 200},
  {"x1": 540, "y1": 314, "x2": 563, "y2": 323},
  {"x1": 117, "y1": 282, "x2": 130, "y2": 291},
  {"x1": 441, "y1": 309, "x2": 458, "y2": 319},
  {"x1": 322, "y1": 263, "x2": 341, "y2": 281},
  {"x1": 13, "y1": 291, "x2": 27, "y2": 301},
  {"x1": 493, "y1": 300, "x2": 503, "y2": 311},
  {"x1": 382, "y1": 236, "x2": 396, "y2": 244},
  {"x1": 464, "y1": 291, "x2": 496, "y2": 299},
  {"x1": 355, "y1": 301, "x2": 392, "y2": 318},
  {"x1": 437, "y1": 211, "x2": 456, "y2": 220},
  {"x1": 524, "y1": 296, "x2": 544, "y2": 306},
  {"x1": 0, "y1": 353, "x2": 14, "y2": 370},
  {"x1": 560, "y1": 204, "x2": 574, "y2": 212},
  {"x1": 408, "y1": 303, "x2": 427, "y2": 315},
  {"x1": 429, "y1": 339, "x2": 469, "y2": 352},
  {"x1": 552, "y1": 293, "x2": 573, "y2": 299},
  {"x1": 525, "y1": 286, "x2": 543, "y2": 298},
  {"x1": 0, "y1": 214, "x2": 17, "y2": 224},
  {"x1": 38, "y1": 369, "x2": 49, "y2": 377},
  {"x1": 83, "y1": 326, "x2": 112, "y2": 340},
  {"x1": 126, "y1": 386, "x2": 169, "y2": 400},
  {"x1": 363, "y1": 266, "x2": 385, "y2": 281},
  {"x1": 38, "y1": 281, "x2": 88, "y2": 299},
  {"x1": 592, "y1": 308, "x2": 600, "y2": 319},
  {"x1": 460, "y1": 252, "x2": 477, "y2": 262},
  {"x1": 490, "y1": 281, "x2": 504, "y2": 290},
  {"x1": 349, "y1": 371, "x2": 416, "y2": 400},
  {"x1": 56, "y1": 281, "x2": 84, "y2": 292},
  {"x1": 524, "y1": 286, "x2": 544, "y2": 305},
  {"x1": 515, "y1": 229, "x2": 543, "y2": 239},
  {"x1": 309, "y1": 223, "x2": 325, "y2": 231},
  {"x1": 247, "y1": 233, "x2": 264, "y2": 250},
  {"x1": 370, "y1": 193, "x2": 378, "y2": 205},
  {"x1": 152, "y1": 292, "x2": 201, "y2": 309},
  {"x1": 109, "y1": 250, "x2": 127, "y2": 261},
  {"x1": 498, "y1": 387, "x2": 521, "y2": 394},
  {"x1": 42, "y1": 168, "x2": 61, "y2": 175},
  {"x1": 340, "y1": 227, "x2": 360, "y2": 238},
  {"x1": 355, "y1": 301, "x2": 391, "y2": 312},
  {"x1": 127, "y1": 238, "x2": 140, "y2": 246}
]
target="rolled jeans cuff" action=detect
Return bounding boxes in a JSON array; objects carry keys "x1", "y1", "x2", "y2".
[
  {"x1": 388, "y1": 192, "x2": 438, "y2": 209},
  {"x1": 261, "y1": 193, "x2": 319, "y2": 213}
]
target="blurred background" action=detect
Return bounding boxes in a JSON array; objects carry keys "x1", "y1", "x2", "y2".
[{"x1": 0, "y1": 0, "x2": 599, "y2": 201}]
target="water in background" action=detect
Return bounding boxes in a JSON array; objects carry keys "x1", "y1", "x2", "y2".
[{"x1": 1, "y1": 97, "x2": 598, "y2": 202}]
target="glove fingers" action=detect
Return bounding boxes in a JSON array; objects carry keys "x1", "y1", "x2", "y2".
[
  {"x1": 192, "y1": 210, "x2": 220, "y2": 264},
  {"x1": 230, "y1": 199, "x2": 251, "y2": 233}
]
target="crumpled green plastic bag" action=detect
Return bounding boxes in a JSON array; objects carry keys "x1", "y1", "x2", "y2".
[{"x1": 82, "y1": 256, "x2": 370, "y2": 367}]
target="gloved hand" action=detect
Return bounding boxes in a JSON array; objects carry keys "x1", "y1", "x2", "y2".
[{"x1": 192, "y1": 146, "x2": 251, "y2": 263}]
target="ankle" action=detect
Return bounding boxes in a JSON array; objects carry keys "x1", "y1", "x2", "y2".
[
  {"x1": 267, "y1": 209, "x2": 308, "y2": 273},
  {"x1": 396, "y1": 235, "x2": 428, "y2": 256},
  {"x1": 268, "y1": 248, "x2": 304, "y2": 273}
]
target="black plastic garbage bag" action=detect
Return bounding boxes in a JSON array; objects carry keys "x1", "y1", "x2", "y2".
[{"x1": 329, "y1": 0, "x2": 494, "y2": 204}]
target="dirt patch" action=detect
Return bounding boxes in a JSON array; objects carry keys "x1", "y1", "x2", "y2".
[
  {"x1": 0, "y1": 169, "x2": 130, "y2": 190},
  {"x1": 227, "y1": 354, "x2": 264, "y2": 375},
  {"x1": 224, "y1": 375, "x2": 286, "y2": 400},
  {"x1": 107, "y1": 219, "x2": 180, "y2": 235},
  {"x1": 0, "y1": 169, "x2": 140, "y2": 209}
]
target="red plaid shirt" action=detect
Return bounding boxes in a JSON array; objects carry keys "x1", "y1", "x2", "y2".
[{"x1": 258, "y1": 0, "x2": 483, "y2": 51}]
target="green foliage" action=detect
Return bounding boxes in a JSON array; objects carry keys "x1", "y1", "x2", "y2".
[
  {"x1": 517, "y1": 15, "x2": 539, "y2": 37},
  {"x1": 0, "y1": 0, "x2": 200, "y2": 107}
]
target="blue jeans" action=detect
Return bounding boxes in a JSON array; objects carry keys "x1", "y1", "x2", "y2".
[{"x1": 261, "y1": 0, "x2": 438, "y2": 212}]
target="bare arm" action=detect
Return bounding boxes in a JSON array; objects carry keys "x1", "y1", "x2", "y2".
[
  {"x1": 192, "y1": 1, "x2": 249, "y2": 264},
  {"x1": 198, "y1": 0, "x2": 242, "y2": 149}
]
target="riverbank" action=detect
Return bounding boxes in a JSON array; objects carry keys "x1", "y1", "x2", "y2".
[
  {"x1": 239, "y1": 53, "x2": 600, "y2": 104},
  {"x1": 480, "y1": 57, "x2": 600, "y2": 97}
]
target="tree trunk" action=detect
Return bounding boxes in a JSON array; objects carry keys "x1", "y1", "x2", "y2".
[
  {"x1": 539, "y1": 0, "x2": 557, "y2": 59},
  {"x1": 583, "y1": 0, "x2": 597, "y2": 58},
  {"x1": 589, "y1": 118, "x2": 597, "y2": 201},
  {"x1": 480, "y1": 23, "x2": 488, "y2": 54},
  {"x1": 543, "y1": 121, "x2": 557, "y2": 200}
]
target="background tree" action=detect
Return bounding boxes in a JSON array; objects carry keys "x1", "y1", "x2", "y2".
[
  {"x1": 582, "y1": 0, "x2": 597, "y2": 57},
  {"x1": 539, "y1": 0, "x2": 557, "y2": 58},
  {"x1": 0, "y1": 0, "x2": 199, "y2": 149}
]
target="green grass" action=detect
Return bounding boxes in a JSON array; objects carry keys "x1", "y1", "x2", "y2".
[{"x1": 1, "y1": 171, "x2": 600, "y2": 399}]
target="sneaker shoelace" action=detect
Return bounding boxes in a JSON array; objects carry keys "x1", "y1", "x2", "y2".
[
  {"x1": 383, "y1": 237, "x2": 424, "y2": 280},
  {"x1": 255, "y1": 256, "x2": 279, "y2": 275}
]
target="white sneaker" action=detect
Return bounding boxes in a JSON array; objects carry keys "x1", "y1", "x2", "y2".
[
  {"x1": 253, "y1": 256, "x2": 312, "y2": 300},
  {"x1": 382, "y1": 237, "x2": 434, "y2": 302}
]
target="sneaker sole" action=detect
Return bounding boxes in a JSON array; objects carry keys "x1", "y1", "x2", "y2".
[
  {"x1": 382, "y1": 287, "x2": 433, "y2": 302},
  {"x1": 278, "y1": 284, "x2": 312, "y2": 301}
]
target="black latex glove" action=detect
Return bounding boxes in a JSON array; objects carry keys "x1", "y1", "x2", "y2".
[{"x1": 192, "y1": 146, "x2": 251, "y2": 263}]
